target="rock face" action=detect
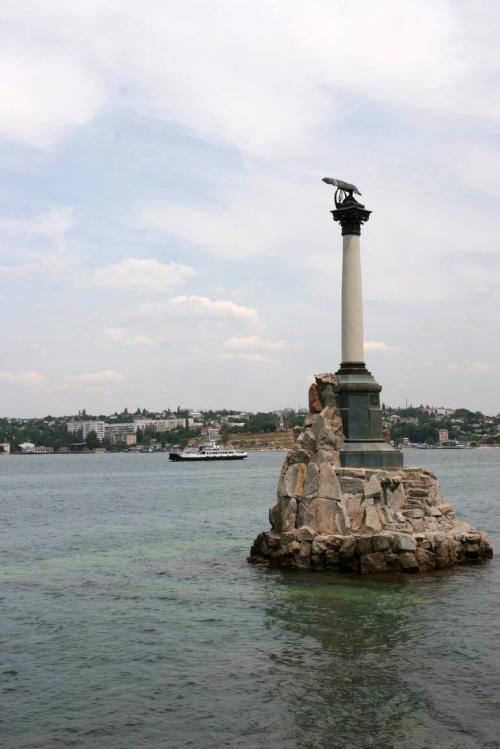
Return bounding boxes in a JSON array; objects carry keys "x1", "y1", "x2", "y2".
[{"x1": 249, "y1": 373, "x2": 493, "y2": 574}]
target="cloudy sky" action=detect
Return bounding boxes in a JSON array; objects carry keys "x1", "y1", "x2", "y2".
[{"x1": 1, "y1": 0, "x2": 499, "y2": 416}]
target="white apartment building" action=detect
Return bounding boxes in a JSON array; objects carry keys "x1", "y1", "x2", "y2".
[
  {"x1": 133, "y1": 418, "x2": 192, "y2": 433},
  {"x1": 67, "y1": 420, "x2": 106, "y2": 441},
  {"x1": 104, "y1": 423, "x2": 136, "y2": 444}
]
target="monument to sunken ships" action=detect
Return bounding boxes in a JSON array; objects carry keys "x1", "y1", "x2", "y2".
[{"x1": 249, "y1": 178, "x2": 492, "y2": 574}]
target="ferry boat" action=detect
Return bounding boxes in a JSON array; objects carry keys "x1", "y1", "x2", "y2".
[{"x1": 169, "y1": 439, "x2": 247, "y2": 462}]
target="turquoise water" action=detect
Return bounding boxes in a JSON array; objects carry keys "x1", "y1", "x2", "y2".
[{"x1": 1, "y1": 450, "x2": 499, "y2": 749}]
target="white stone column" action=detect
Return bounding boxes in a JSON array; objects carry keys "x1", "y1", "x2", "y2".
[{"x1": 341, "y1": 233, "x2": 364, "y2": 364}]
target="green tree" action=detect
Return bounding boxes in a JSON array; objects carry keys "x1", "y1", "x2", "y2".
[{"x1": 85, "y1": 430, "x2": 100, "y2": 449}]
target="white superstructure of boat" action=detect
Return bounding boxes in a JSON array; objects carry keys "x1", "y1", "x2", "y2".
[{"x1": 169, "y1": 439, "x2": 247, "y2": 462}]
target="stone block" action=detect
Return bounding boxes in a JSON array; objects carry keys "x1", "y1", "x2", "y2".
[
  {"x1": 325, "y1": 550, "x2": 340, "y2": 567},
  {"x1": 356, "y1": 536, "x2": 373, "y2": 555},
  {"x1": 336, "y1": 503, "x2": 351, "y2": 533},
  {"x1": 386, "y1": 483, "x2": 406, "y2": 509},
  {"x1": 269, "y1": 503, "x2": 279, "y2": 530},
  {"x1": 294, "y1": 553, "x2": 311, "y2": 569},
  {"x1": 314, "y1": 372, "x2": 338, "y2": 386},
  {"x1": 361, "y1": 501, "x2": 384, "y2": 533},
  {"x1": 344, "y1": 494, "x2": 364, "y2": 531},
  {"x1": 381, "y1": 507, "x2": 395, "y2": 524},
  {"x1": 393, "y1": 534, "x2": 416, "y2": 552},
  {"x1": 287, "y1": 448, "x2": 312, "y2": 466},
  {"x1": 293, "y1": 429, "x2": 304, "y2": 446},
  {"x1": 296, "y1": 525, "x2": 315, "y2": 541},
  {"x1": 372, "y1": 534, "x2": 390, "y2": 552},
  {"x1": 302, "y1": 430, "x2": 317, "y2": 451},
  {"x1": 279, "y1": 496, "x2": 297, "y2": 532},
  {"x1": 266, "y1": 533, "x2": 280, "y2": 549},
  {"x1": 308, "y1": 383, "x2": 323, "y2": 413},
  {"x1": 437, "y1": 503, "x2": 454, "y2": 516},
  {"x1": 319, "y1": 383, "x2": 336, "y2": 407},
  {"x1": 339, "y1": 475, "x2": 365, "y2": 495},
  {"x1": 407, "y1": 487, "x2": 429, "y2": 498},
  {"x1": 398, "y1": 552, "x2": 419, "y2": 572},
  {"x1": 415, "y1": 547, "x2": 435, "y2": 571},
  {"x1": 360, "y1": 552, "x2": 387, "y2": 574},
  {"x1": 298, "y1": 497, "x2": 342, "y2": 534},
  {"x1": 302, "y1": 463, "x2": 320, "y2": 499},
  {"x1": 364, "y1": 475, "x2": 382, "y2": 499},
  {"x1": 299, "y1": 540, "x2": 312, "y2": 557},
  {"x1": 384, "y1": 553, "x2": 401, "y2": 571},
  {"x1": 324, "y1": 534, "x2": 344, "y2": 550},
  {"x1": 408, "y1": 518, "x2": 425, "y2": 533},
  {"x1": 339, "y1": 536, "x2": 356, "y2": 558},
  {"x1": 318, "y1": 462, "x2": 342, "y2": 500},
  {"x1": 403, "y1": 508, "x2": 424, "y2": 519},
  {"x1": 281, "y1": 463, "x2": 297, "y2": 497},
  {"x1": 317, "y1": 424, "x2": 339, "y2": 450},
  {"x1": 315, "y1": 448, "x2": 341, "y2": 466},
  {"x1": 312, "y1": 535, "x2": 329, "y2": 555}
]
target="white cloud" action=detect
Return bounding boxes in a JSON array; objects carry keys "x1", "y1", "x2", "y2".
[
  {"x1": 0, "y1": 207, "x2": 74, "y2": 240},
  {"x1": 0, "y1": 44, "x2": 103, "y2": 149},
  {"x1": 222, "y1": 352, "x2": 267, "y2": 363},
  {"x1": 73, "y1": 369, "x2": 124, "y2": 385},
  {"x1": 467, "y1": 360, "x2": 496, "y2": 372},
  {"x1": 103, "y1": 327, "x2": 169, "y2": 347},
  {"x1": 4, "y1": 1, "x2": 500, "y2": 155},
  {"x1": 0, "y1": 370, "x2": 45, "y2": 385},
  {"x1": 0, "y1": 263, "x2": 38, "y2": 279},
  {"x1": 80, "y1": 258, "x2": 196, "y2": 294},
  {"x1": 0, "y1": 207, "x2": 75, "y2": 282},
  {"x1": 225, "y1": 335, "x2": 287, "y2": 351},
  {"x1": 364, "y1": 340, "x2": 389, "y2": 352},
  {"x1": 169, "y1": 295, "x2": 259, "y2": 322}
]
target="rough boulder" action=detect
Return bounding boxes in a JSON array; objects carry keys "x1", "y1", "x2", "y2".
[{"x1": 249, "y1": 373, "x2": 493, "y2": 574}]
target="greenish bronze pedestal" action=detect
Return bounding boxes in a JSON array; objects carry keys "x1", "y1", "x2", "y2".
[{"x1": 335, "y1": 362, "x2": 403, "y2": 468}]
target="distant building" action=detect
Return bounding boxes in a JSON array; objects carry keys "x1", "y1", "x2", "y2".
[
  {"x1": 202, "y1": 426, "x2": 220, "y2": 442},
  {"x1": 133, "y1": 418, "x2": 192, "y2": 432},
  {"x1": 104, "y1": 423, "x2": 136, "y2": 443},
  {"x1": 276, "y1": 412, "x2": 287, "y2": 432},
  {"x1": 0, "y1": 442, "x2": 10, "y2": 455},
  {"x1": 439, "y1": 429, "x2": 449, "y2": 444},
  {"x1": 67, "y1": 420, "x2": 106, "y2": 441},
  {"x1": 18, "y1": 441, "x2": 36, "y2": 453}
]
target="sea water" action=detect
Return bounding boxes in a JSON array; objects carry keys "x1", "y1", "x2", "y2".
[{"x1": 1, "y1": 450, "x2": 499, "y2": 749}]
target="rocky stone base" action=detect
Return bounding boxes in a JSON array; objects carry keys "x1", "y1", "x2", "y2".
[
  {"x1": 248, "y1": 372, "x2": 493, "y2": 574},
  {"x1": 249, "y1": 524, "x2": 493, "y2": 573}
]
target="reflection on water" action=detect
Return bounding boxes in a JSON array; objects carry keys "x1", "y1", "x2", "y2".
[{"x1": 1, "y1": 451, "x2": 499, "y2": 748}]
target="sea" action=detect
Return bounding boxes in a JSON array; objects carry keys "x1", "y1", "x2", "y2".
[{"x1": 1, "y1": 449, "x2": 499, "y2": 749}]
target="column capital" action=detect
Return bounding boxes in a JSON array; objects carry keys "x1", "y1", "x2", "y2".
[{"x1": 332, "y1": 195, "x2": 371, "y2": 236}]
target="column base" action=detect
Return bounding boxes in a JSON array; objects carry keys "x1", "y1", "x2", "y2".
[
  {"x1": 335, "y1": 362, "x2": 404, "y2": 469},
  {"x1": 340, "y1": 441, "x2": 403, "y2": 469}
]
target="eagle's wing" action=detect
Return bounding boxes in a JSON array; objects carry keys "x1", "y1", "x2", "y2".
[{"x1": 322, "y1": 177, "x2": 361, "y2": 196}]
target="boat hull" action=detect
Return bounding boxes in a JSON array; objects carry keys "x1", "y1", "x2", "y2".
[{"x1": 169, "y1": 453, "x2": 247, "y2": 461}]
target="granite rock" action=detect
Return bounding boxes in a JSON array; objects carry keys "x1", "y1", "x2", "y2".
[{"x1": 249, "y1": 373, "x2": 493, "y2": 574}]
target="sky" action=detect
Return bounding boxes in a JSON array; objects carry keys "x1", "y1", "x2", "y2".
[{"x1": 1, "y1": 0, "x2": 499, "y2": 417}]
